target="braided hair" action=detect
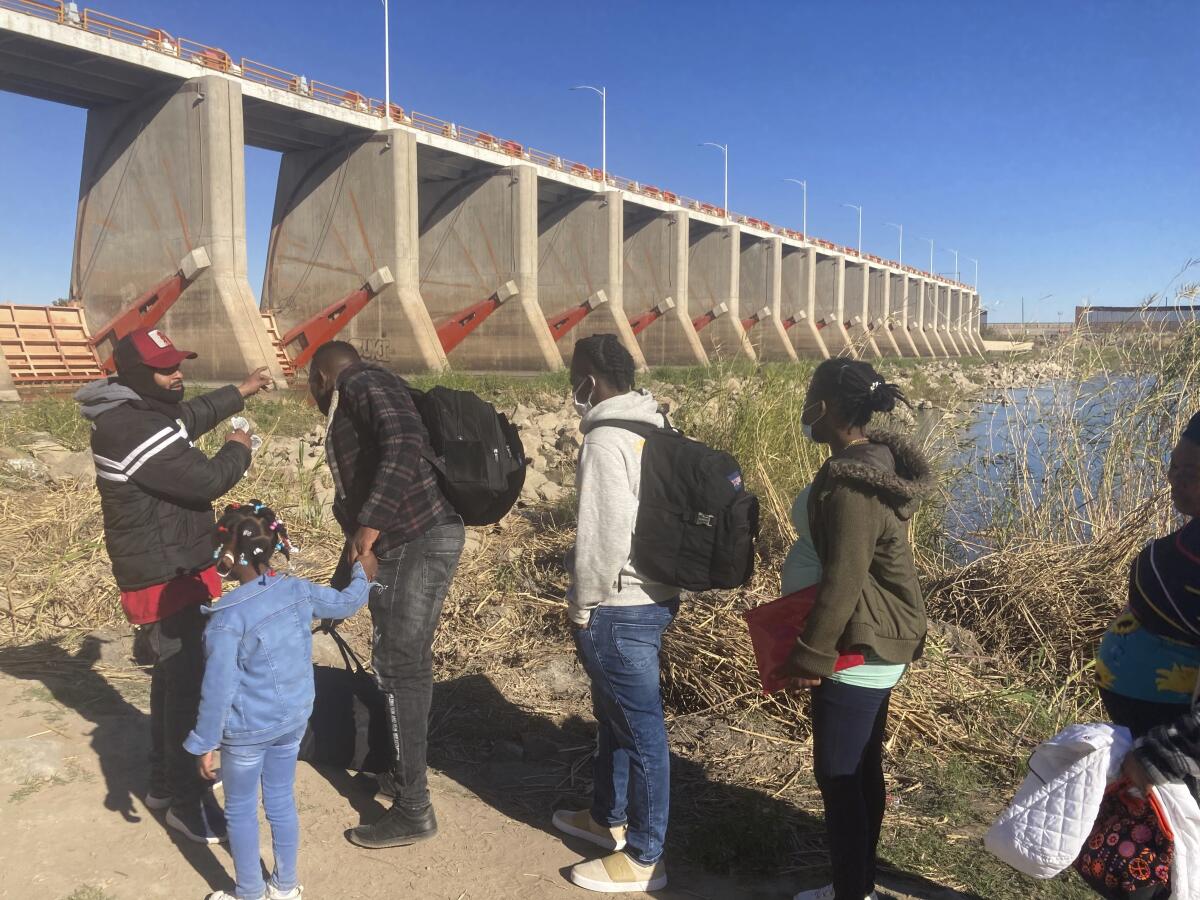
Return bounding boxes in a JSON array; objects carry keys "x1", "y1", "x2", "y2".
[
  {"x1": 810, "y1": 359, "x2": 909, "y2": 428},
  {"x1": 573, "y1": 334, "x2": 636, "y2": 392},
  {"x1": 213, "y1": 500, "x2": 293, "y2": 575}
]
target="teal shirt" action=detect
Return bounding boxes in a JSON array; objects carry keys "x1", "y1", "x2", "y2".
[{"x1": 781, "y1": 485, "x2": 907, "y2": 690}]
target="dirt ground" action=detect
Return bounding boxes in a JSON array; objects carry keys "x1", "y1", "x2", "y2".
[{"x1": 0, "y1": 642, "x2": 969, "y2": 900}]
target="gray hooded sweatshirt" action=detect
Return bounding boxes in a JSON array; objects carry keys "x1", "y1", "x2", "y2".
[{"x1": 567, "y1": 389, "x2": 677, "y2": 625}]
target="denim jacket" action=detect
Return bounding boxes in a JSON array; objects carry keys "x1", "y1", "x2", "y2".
[{"x1": 183, "y1": 563, "x2": 371, "y2": 754}]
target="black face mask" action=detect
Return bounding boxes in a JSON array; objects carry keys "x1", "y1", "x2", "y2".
[{"x1": 117, "y1": 363, "x2": 185, "y2": 405}]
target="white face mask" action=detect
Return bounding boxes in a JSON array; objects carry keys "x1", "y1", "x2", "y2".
[
  {"x1": 802, "y1": 423, "x2": 814, "y2": 441},
  {"x1": 802, "y1": 400, "x2": 826, "y2": 442},
  {"x1": 572, "y1": 376, "x2": 596, "y2": 417}
]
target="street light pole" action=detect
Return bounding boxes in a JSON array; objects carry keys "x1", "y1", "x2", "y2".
[
  {"x1": 885, "y1": 222, "x2": 903, "y2": 267},
  {"x1": 700, "y1": 142, "x2": 729, "y2": 221},
  {"x1": 381, "y1": 0, "x2": 391, "y2": 122},
  {"x1": 784, "y1": 178, "x2": 807, "y2": 238},
  {"x1": 966, "y1": 257, "x2": 979, "y2": 291},
  {"x1": 842, "y1": 203, "x2": 862, "y2": 255},
  {"x1": 945, "y1": 247, "x2": 959, "y2": 281},
  {"x1": 571, "y1": 85, "x2": 607, "y2": 184},
  {"x1": 920, "y1": 238, "x2": 934, "y2": 275}
]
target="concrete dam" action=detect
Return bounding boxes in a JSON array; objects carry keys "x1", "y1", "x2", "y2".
[{"x1": 0, "y1": 1, "x2": 984, "y2": 384}]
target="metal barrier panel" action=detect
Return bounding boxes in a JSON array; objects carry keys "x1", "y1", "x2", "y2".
[{"x1": 0, "y1": 304, "x2": 103, "y2": 384}]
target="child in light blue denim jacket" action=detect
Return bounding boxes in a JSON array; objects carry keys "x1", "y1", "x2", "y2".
[{"x1": 184, "y1": 501, "x2": 377, "y2": 900}]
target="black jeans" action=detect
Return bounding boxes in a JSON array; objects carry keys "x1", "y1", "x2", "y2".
[
  {"x1": 137, "y1": 603, "x2": 208, "y2": 806},
  {"x1": 346, "y1": 519, "x2": 464, "y2": 810},
  {"x1": 811, "y1": 679, "x2": 893, "y2": 900},
  {"x1": 1099, "y1": 688, "x2": 1190, "y2": 740}
]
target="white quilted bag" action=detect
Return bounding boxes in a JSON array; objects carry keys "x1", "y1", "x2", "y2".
[{"x1": 985, "y1": 723, "x2": 1132, "y2": 878}]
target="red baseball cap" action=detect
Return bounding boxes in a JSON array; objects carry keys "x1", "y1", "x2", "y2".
[{"x1": 114, "y1": 327, "x2": 198, "y2": 371}]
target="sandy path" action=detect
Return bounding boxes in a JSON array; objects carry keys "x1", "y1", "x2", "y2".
[{"x1": 0, "y1": 652, "x2": 947, "y2": 900}]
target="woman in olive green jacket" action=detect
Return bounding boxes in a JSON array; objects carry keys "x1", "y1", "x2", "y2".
[{"x1": 778, "y1": 359, "x2": 934, "y2": 900}]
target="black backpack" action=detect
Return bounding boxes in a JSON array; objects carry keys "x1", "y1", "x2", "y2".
[
  {"x1": 407, "y1": 385, "x2": 527, "y2": 526},
  {"x1": 600, "y1": 419, "x2": 759, "y2": 591},
  {"x1": 299, "y1": 626, "x2": 390, "y2": 774}
]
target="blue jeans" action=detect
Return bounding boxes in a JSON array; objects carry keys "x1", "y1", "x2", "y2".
[
  {"x1": 222, "y1": 725, "x2": 306, "y2": 900},
  {"x1": 811, "y1": 679, "x2": 892, "y2": 900},
  {"x1": 574, "y1": 600, "x2": 677, "y2": 865}
]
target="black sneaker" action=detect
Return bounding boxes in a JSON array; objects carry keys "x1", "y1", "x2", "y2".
[
  {"x1": 166, "y1": 798, "x2": 227, "y2": 844},
  {"x1": 348, "y1": 804, "x2": 437, "y2": 849}
]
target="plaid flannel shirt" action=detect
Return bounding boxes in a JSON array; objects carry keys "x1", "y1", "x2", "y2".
[
  {"x1": 1134, "y1": 707, "x2": 1200, "y2": 787},
  {"x1": 326, "y1": 362, "x2": 451, "y2": 554}
]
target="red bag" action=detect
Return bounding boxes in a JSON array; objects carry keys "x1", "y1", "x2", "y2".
[
  {"x1": 743, "y1": 586, "x2": 865, "y2": 695},
  {"x1": 1072, "y1": 779, "x2": 1174, "y2": 898}
]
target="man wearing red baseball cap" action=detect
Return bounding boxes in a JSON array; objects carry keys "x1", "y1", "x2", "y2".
[{"x1": 76, "y1": 327, "x2": 274, "y2": 844}]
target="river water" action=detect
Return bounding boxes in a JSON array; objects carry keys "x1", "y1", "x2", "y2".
[{"x1": 924, "y1": 376, "x2": 1171, "y2": 559}]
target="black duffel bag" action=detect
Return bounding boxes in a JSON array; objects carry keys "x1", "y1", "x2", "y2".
[{"x1": 299, "y1": 625, "x2": 390, "y2": 774}]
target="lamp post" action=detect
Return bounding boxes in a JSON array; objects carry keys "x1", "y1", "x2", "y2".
[
  {"x1": 920, "y1": 237, "x2": 934, "y2": 275},
  {"x1": 571, "y1": 84, "x2": 606, "y2": 184},
  {"x1": 381, "y1": 0, "x2": 391, "y2": 122},
  {"x1": 842, "y1": 203, "x2": 862, "y2": 255},
  {"x1": 945, "y1": 247, "x2": 960, "y2": 282},
  {"x1": 885, "y1": 222, "x2": 903, "y2": 267},
  {"x1": 967, "y1": 256, "x2": 979, "y2": 290},
  {"x1": 784, "y1": 178, "x2": 808, "y2": 238},
  {"x1": 700, "y1": 142, "x2": 729, "y2": 220}
]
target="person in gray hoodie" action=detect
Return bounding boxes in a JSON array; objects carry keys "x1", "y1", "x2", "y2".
[{"x1": 552, "y1": 334, "x2": 677, "y2": 894}]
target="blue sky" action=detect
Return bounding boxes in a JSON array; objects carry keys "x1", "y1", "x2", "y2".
[{"x1": 1, "y1": 0, "x2": 1196, "y2": 321}]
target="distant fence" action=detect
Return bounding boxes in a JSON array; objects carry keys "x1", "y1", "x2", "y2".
[{"x1": 1075, "y1": 305, "x2": 1200, "y2": 332}]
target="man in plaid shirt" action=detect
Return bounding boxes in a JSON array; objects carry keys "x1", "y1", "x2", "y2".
[{"x1": 309, "y1": 342, "x2": 465, "y2": 849}]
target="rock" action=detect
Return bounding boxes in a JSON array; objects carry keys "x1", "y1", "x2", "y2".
[
  {"x1": 0, "y1": 448, "x2": 49, "y2": 482},
  {"x1": 534, "y1": 412, "x2": 563, "y2": 433},
  {"x1": 510, "y1": 404, "x2": 535, "y2": 428},
  {"x1": 529, "y1": 654, "x2": 590, "y2": 698},
  {"x1": 927, "y1": 620, "x2": 986, "y2": 660},
  {"x1": 522, "y1": 467, "x2": 548, "y2": 494},
  {"x1": 81, "y1": 630, "x2": 136, "y2": 669},
  {"x1": 489, "y1": 738, "x2": 524, "y2": 763},
  {"x1": 519, "y1": 430, "x2": 544, "y2": 461},
  {"x1": 40, "y1": 449, "x2": 95, "y2": 485},
  {"x1": 0, "y1": 738, "x2": 64, "y2": 783},
  {"x1": 521, "y1": 732, "x2": 561, "y2": 762},
  {"x1": 537, "y1": 482, "x2": 566, "y2": 504},
  {"x1": 530, "y1": 452, "x2": 548, "y2": 473},
  {"x1": 555, "y1": 430, "x2": 582, "y2": 453}
]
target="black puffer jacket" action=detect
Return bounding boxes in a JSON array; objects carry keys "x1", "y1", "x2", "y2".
[{"x1": 76, "y1": 379, "x2": 250, "y2": 591}]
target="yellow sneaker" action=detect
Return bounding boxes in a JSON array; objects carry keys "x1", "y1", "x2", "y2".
[
  {"x1": 569, "y1": 851, "x2": 667, "y2": 893},
  {"x1": 552, "y1": 808, "x2": 627, "y2": 851}
]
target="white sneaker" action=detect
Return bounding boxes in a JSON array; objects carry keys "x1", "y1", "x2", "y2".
[
  {"x1": 267, "y1": 885, "x2": 303, "y2": 900},
  {"x1": 793, "y1": 887, "x2": 878, "y2": 900},
  {"x1": 205, "y1": 892, "x2": 263, "y2": 900},
  {"x1": 569, "y1": 852, "x2": 667, "y2": 893},
  {"x1": 551, "y1": 808, "x2": 627, "y2": 851}
]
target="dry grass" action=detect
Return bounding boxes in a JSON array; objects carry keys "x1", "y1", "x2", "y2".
[{"x1": 2, "y1": 307, "x2": 1198, "y2": 896}]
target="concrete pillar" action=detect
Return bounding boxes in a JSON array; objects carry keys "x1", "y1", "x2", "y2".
[
  {"x1": 739, "y1": 234, "x2": 796, "y2": 362},
  {"x1": 951, "y1": 289, "x2": 973, "y2": 356},
  {"x1": 538, "y1": 187, "x2": 645, "y2": 368},
  {"x1": 0, "y1": 348, "x2": 18, "y2": 402},
  {"x1": 688, "y1": 221, "x2": 755, "y2": 361},
  {"x1": 868, "y1": 266, "x2": 901, "y2": 355},
  {"x1": 971, "y1": 293, "x2": 986, "y2": 354},
  {"x1": 845, "y1": 261, "x2": 881, "y2": 357},
  {"x1": 417, "y1": 161, "x2": 560, "y2": 371},
  {"x1": 921, "y1": 280, "x2": 947, "y2": 356},
  {"x1": 815, "y1": 253, "x2": 856, "y2": 357},
  {"x1": 938, "y1": 285, "x2": 962, "y2": 356},
  {"x1": 781, "y1": 245, "x2": 828, "y2": 358},
  {"x1": 72, "y1": 76, "x2": 284, "y2": 382},
  {"x1": 889, "y1": 272, "x2": 921, "y2": 357},
  {"x1": 623, "y1": 207, "x2": 706, "y2": 366},
  {"x1": 263, "y1": 130, "x2": 446, "y2": 371}
]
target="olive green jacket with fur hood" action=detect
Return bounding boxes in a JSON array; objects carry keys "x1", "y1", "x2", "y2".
[{"x1": 793, "y1": 430, "x2": 934, "y2": 677}]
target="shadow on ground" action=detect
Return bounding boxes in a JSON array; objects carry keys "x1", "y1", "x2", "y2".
[{"x1": 0, "y1": 638, "x2": 236, "y2": 893}]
